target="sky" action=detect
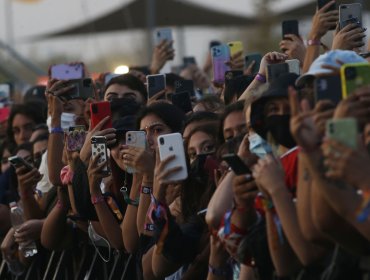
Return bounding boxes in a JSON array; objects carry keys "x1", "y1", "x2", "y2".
[{"x1": 0, "y1": 0, "x2": 366, "y2": 75}]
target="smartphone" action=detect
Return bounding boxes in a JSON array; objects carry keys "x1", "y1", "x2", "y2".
[
  {"x1": 211, "y1": 44, "x2": 231, "y2": 85},
  {"x1": 61, "y1": 78, "x2": 94, "y2": 100},
  {"x1": 209, "y1": 40, "x2": 221, "y2": 50},
  {"x1": 66, "y1": 125, "x2": 86, "y2": 152},
  {"x1": 314, "y1": 76, "x2": 342, "y2": 105},
  {"x1": 172, "y1": 91, "x2": 193, "y2": 113},
  {"x1": 174, "y1": 79, "x2": 195, "y2": 97},
  {"x1": 91, "y1": 136, "x2": 110, "y2": 175},
  {"x1": 359, "y1": 52, "x2": 370, "y2": 59},
  {"x1": 8, "y1": 156, "x2": 33, "y2": 171},
  {"x1": 157, "y1": 133, "x2": 188, "y2": 181},
  {"x1": 104, "y1": 73, "x2": 121, "y2": 85},
  {"x1": 154, "y1": 28, "x2": 173, "y2": 48},
  {"x1": 90, "y1": 101, "x2": 112, "y2": 130},
  {"x1": 222, "y1": 153, "x2": 251, "y2": 175},
  {"x1": 125, "y1": 131, "x2": 146, "y2": 174},
  {"x1": 50, "y1": 63, "x2": 85, "y2": 80},
  {"x1": 267, "y1": 63, "x2": 289, "y2": 82},
  {"x1": 146, "y1": 74, "x2": 166, "y2": 99},
  {"x1": 340, "y1": 63, "x2": 370, "y2": 98},
  {"x1": 245, "y1": 53, "x2": 262, "y2": 76},
  {"x1": 224, "y1": 70, "x2": 243, "y2": 87},
  {"x1": 183, "y1": 57, "x2": 197, "y2": 67},
  {"x1": 227, "y1": 41, "x2": 244, "y2": 57},
  {"x1": 317, "y1": 0, "x2": 336, "y2": 11},
  {"x1": 339, "y1": 3, "x2": 362, "y2": 30},
  {"x1": 286, "y1": 59, "x2": 300, "y2": 75},
  {"x1": 326, "y1": 118, "x2": 358, "y2": 149},
  {"x1": 0, "y1": 84, "x2": 11, "y2": 104},
  {"x1": 282, "y1": 20, "x2": 299, "y2": 39}
]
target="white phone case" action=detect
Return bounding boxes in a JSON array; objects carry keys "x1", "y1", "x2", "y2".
[
  {"x1": 154, "y1": 28, "x2": 173, "y2": 46},
  {"x1": 125, "y1": 131, "x2": 146, "y2": 174},
  {"x1": 157, "y1": 133, "x2": 188, "y2": 181},
  {"x1": 91, "y1": 136, "x2": 110, "y2": 174}
]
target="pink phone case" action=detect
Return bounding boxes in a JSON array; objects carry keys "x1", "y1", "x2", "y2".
[{"x1": 211, "y1": 44, "x2": 230, "y2": 84}]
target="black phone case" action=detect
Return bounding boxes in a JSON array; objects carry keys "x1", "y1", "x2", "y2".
[
  {"x1": 171, "y1": 91, "x2": 193, "y2": 113},
  {"x1": 222, "y1": 154, "x2": 251, "y2": 175},
  {"x1": 282, "y1": 20, "x2": 299, "y2": 39}
]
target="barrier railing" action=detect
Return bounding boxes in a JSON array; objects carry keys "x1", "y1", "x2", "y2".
[{"x1": 0, "y1": 244, "x2": 135, "y2": 280}]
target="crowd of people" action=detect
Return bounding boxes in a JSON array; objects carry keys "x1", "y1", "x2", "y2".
[{"x1": 1, "y1": 1, "x2": 370, "y2": 279}]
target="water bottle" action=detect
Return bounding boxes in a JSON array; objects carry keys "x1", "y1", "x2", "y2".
[{"x1": 9, "y1": 202, "x2": 38, "y2": 257}]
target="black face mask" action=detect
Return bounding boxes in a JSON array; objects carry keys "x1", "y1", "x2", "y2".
[{"x1": 265, "y1": 115, "x2": 296, "y2": 149}]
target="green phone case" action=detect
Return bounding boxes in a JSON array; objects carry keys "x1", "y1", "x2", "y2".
[{"x1": 326, "y1": 118, "x2": 358, "y2": 149}]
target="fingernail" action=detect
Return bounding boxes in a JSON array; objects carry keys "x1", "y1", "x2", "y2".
[{"x1": 245, "y1": 174, "x2": 252, "y2": 181}]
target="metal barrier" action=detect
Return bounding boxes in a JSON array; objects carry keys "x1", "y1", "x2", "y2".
[{"x1": 0, "y1": 244, "x2": 135, "y2": 280}]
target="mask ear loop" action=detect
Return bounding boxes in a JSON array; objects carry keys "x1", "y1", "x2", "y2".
[{"x1": 88, "y1": 221, "x2": 111, "y2": 263}]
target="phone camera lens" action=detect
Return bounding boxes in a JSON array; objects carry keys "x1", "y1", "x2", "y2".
[
  {"x1": 345, "y1": 67, "x2": 357, "y2": 80},
  {"x1": 159, "y1": 137, "x2": 164, "y2": 145}
]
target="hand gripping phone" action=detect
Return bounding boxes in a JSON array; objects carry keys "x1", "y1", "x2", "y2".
[
  {"x1": 326, "y1": 118, "x2": 358, "y2": 149},
  {"x1": 50, "y1": 63, "x2": 85, "y2": 80},
  {"x1": 90, "y1": 101, "x2": 112, "y2": 130},
  {"x1": 91, "y1": 136, "x2": 110, "y2": 175},
  {"x1": 340, "y1": 63, "x2": 370, "y2": 99},
  {"x1": 125, "y1": 131, "x2": 147, "y2": 174},
  {"x1": 211, "y1": 44, "x2": 231, "y2": 85},
  {"x1": 146, "y1": 74, "x2": 166, "y2": 99},
  {"x1": 157, "y1": 133, "x2": 188, "y2": 181}
]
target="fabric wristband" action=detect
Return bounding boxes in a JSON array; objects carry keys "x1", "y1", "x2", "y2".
[
  {"x1": 307, "y1": 39, "x2": 321, "y2": 46},
  {"x1": 50, "y1": 127, "x2": 64, "y2": 134},
  {"x1": 255, "y1": 73, "x2": 266, "y2": 83},
  {"x1": 91, "y1": 194, "x2": 105, "y2": 205}
]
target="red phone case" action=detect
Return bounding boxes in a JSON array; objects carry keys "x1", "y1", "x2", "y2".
[{"x1": 90, "y1": 101, "x2": 112, "y2": 130}]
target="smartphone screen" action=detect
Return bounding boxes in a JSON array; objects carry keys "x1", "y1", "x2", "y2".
[
  {"x1": 50, "y1": 63, "x2": 84, "y2": 80},
  {"x1": 146, "y1": 74, "x2": 166, "y2": 99}
]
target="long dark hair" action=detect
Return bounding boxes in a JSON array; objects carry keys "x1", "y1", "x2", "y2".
[{"x1": 181, "y1": 124, "x2": 221, "y2": 222}]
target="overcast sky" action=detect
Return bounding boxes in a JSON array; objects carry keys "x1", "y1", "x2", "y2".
[{"x1": 1, "y1": 0, "x2": 361, "y2": 75}]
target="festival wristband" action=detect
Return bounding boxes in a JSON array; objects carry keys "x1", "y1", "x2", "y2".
[
  {"x1": 50, "y1": 127, "x2": 64, "y2": 134},
  {"x1": 91, "y1": 194, "x2": 105, "y2": 205},
  {"x1": 140, "y1": 185, "x2": 152, "y2": 195},
  {"x1": 255, "y1": 73, "x2": 266, "y2": 83}
]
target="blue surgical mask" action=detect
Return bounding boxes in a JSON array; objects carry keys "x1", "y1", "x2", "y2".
[{"x1": 248, "y1": 133, "x2": 272, "y2": 159}]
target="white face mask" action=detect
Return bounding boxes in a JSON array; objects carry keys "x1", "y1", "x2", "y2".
[
  {"x1": 248, "y1": 133, "x2": 272, "y2": 159},
  {"x1": 47, "y1": 112, "x2": 77, "y2": 132}
]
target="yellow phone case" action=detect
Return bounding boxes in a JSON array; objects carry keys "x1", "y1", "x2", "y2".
[{"x1": 340, "y1": 63, "x2": 370, "y2": 99}]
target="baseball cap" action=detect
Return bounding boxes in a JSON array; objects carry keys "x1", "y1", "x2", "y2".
[{"x1": 296, "y1": 50, "x2": 367, "y2": 87}]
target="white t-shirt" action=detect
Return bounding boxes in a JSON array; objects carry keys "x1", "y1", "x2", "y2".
[{"x1": 36, "y1": 151, "x2": 53, "y2": 194}]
